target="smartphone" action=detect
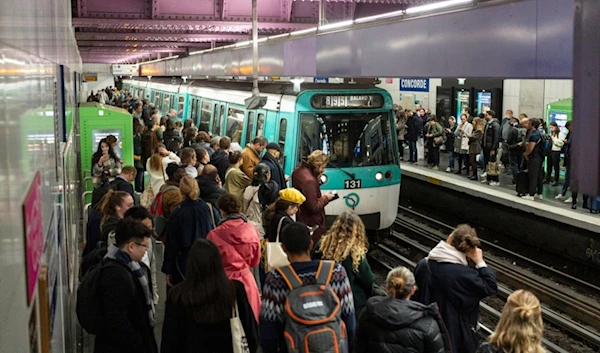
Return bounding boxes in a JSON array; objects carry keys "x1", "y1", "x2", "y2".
[
  {"x1": 308, "y1": 225, "x2": 319, "y2": 234},
  {"x1": 330, "y1": 191, "x2": 340, "y2": 201}
]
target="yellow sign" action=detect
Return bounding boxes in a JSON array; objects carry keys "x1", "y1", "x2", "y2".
[
  {"x1": 83, "y1": 74, "x2": 97, "y2": 82},
  {"x1": 270, "y1": 76, "x2": 280, "y2": 81}
]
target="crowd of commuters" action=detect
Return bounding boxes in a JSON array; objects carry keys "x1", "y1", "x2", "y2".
[
  {"x1": 396, "y1": 104, "x2": 597, "y2": 212},
  {"x1": 81, "y1": 92, "x2": 551, "y2": 353}
]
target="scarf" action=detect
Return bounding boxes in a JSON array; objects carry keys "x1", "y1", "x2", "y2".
[
  {"x1": 427, "y1": 240, "x2": 468, "y2": 266},
  {"x1": 105, "y1": 244, "x2": 156, "y2": 327},
  {"x1": 218, "y1": 213, "x2": 248, "y2": 226}
]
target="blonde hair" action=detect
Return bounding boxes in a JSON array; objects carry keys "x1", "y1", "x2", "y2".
[
  {"x1": 149, "y1": 143, "x2": 166, "y2": 172},
  {"x1": 386, "y1": 266, "x2": 415, "y2": 299},
  {"x1": 307, "y1": 150, "x2": 329, "y2": 169},
  {"x1": 489, "y1": 290, "x2": 544, "y2": 353},
  {"x1": 318, "y1": 211, "x2": 368, "y2": 272},
  {"x1": 179, "y1": 175, "x2": 200, "y2": 200},
  {"x1": 473, "y1": 117, "x2": 485, "y2": 132}
]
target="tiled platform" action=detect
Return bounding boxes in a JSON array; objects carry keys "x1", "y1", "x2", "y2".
[{"x1": 400, "y1": 150, "x2": 599, "y2": 233}]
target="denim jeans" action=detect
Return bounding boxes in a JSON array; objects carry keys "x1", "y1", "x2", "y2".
[
  {"x1": 408, "y1": 140, "x2": 417, "y2": 162},
  {"x1": 561, "y1": 164, "x2": 571, "y2": 195},
  {"x1": 448, "y1": 150, "x2": 455, "y2": 169}
]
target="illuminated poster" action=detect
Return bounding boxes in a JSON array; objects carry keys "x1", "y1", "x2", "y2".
[
  {"x1": 24, "y1": 172, "x2": 43, "y2": 305},
  {"x1": 549, "y1": 111, "x2": 568, "y2": 134},
  {"x1": 92, "y1": 129, "x2": 123, "y2": 159},
  {"x1": 477, "y1": 91, "x2": 492, "y2": 114}
]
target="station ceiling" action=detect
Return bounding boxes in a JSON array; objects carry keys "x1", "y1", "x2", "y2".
[{"x1": 72, "y1": 0, "x2": 443, "y2": 64}]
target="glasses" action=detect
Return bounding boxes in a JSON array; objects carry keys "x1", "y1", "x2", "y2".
[{"x1": 134, "y1": 242, "x2": 149, "y2": 249}]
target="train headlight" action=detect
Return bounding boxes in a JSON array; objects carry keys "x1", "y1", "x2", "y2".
[
  {"x1": 320, "y1": 174, "x2": 328, "y2": 185},
  {"x1": 375, "y1": 172, "x2": 383, "y2": 181}
]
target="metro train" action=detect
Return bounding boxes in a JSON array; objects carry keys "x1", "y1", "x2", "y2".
[{"x1": 123, "y1": 78, "x2": 401, "y2": 231}]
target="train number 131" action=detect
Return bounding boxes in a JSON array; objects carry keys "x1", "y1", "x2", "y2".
[{"x1": 344, "y1": 179, "x2": 362, "y2": 189}]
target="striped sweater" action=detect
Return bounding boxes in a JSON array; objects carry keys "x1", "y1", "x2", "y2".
[{"x1": 259, "y1": 260, "x2": 356, "y2": 353}]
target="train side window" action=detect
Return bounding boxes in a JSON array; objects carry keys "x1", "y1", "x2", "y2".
[
  {"x1": 298, "y1": 113, "x2": 325, "y2": 164},
  {"x1": 226, "y1": 107, "x2": 244, "y2": 143},
  {"x1": 278, "y1": 118, "x2": 287, "y2": 163},
  {"x1": 215, "y1": 105, "x2": 224, "y2": 135},
  {"x1": 190, "y1": 99, "x2": 197, "y2": 122},
  {"x1": 200, "y1": 101, "x2": 212, "y2": 132},
  {"x1": 178, "y1": 96, "x2": 184, "y2": 115},
  {"x1": 256, "y1": 113, "x2": 265, "y2": 137},
  {"x1": 164, "y1": 94, "x2": 171, "y2": 113},
  {"x1": 153, "y1": 92, "x2": 160, "y2": 108},
  {"x1": 245, "y1": 112, "x2": 255, "y2": 144}
]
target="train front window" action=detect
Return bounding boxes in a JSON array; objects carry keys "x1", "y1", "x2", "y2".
[{"x1": 299, "y1": 112, "x2": 396, "y2": 167}]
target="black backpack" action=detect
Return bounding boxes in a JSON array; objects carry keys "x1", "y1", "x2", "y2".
[
  {"x1": 76, "y1": 258, "x2": 134, "y2": 334},
  {"x1": 80, "y1": 241, "x2": 108, "y2": 278},
  {"x1": 91, "y1": 181, "x2": 117, "y2": 208}
]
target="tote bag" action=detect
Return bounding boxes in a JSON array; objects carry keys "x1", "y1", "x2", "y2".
[
  {"x1": 265, "y1": 218, "x2": 290, "y2": 272},
  {"x1": 230, "y1": 302, "x2": 250, "y2": 353}
]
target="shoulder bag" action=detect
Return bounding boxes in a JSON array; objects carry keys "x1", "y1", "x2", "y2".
[
  {"x1": 230, "y1": 301, "x2": 250, "y2": 353},
  {"x1": 265, "y1": 217, "x2": 290, "y2": 272}
]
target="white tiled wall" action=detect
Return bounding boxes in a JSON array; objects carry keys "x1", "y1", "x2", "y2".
[{"x1": 503, "y1": 79, "x2": 573, "y2": 119}]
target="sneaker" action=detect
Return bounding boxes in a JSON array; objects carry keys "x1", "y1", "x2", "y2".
[
  {"x1": 490, "y1": 181, "x2": 500, "y2": 186},
  {"x1": 564, "y1": 197, "x2": 572, "y2": 203},
  {"x1": 521, "y1": 195, "x2": 535, "y2": 200},
  {"x1": 432, "y1": 166, "x2": 440, "y2": 171},
  {"x1": 481, "y1": 178, "x2": 488, "y2": 183},
  {"x1": 555, "y1": 194, "x2": 565, "y2": 200},
  {"x1": 535, "y1": 194, "x2": 543, "y2": 200},
  {"x1": 480, "y1": 172, "x2": 487, "y2": 178},
  {"x1": 445, "y1": 167, "x2": 451, "y2": 172}
]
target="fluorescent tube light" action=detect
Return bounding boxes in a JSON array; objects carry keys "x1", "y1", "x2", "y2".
[
  {"x1": 235, "y1": 41, "x2": 252, "y2": 47},
  {"x1": 290, "y1": 27, "x2": 317, "y2": 36},
  {"x1": 318, "y1": 20, "x2": 354, "y2": 31},
  {"x1": 355, "y1": 10, "x2": 404, "y2": 24},
  {"x1": 268, "y1": 33, "x2": 290, "y2": 40},
  {"x1": 406, "y1": 0, "x2": 472, "y2": 14}
]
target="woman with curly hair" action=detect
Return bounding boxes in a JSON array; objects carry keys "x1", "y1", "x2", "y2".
[{"x1": 311, "y1": 210, "x2": 374, "y2": 316}]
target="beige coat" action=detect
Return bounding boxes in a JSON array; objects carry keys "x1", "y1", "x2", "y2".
[{"x1": 224, "y1": 166, "x2": 251, "y2": 210}]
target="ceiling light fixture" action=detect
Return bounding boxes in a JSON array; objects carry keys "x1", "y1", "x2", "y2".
[
  {"x1": 405, "y1": 0, "x2": 473, "y2": 14},
  {"x1": 290, "y1": 27, "x2": 317, "y2": 36},
  {"x1": 318, "y1": 20, "x2": 354, "y2": 31}
]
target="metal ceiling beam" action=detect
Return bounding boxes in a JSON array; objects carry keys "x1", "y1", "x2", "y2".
[
  {"x1": 222, "y1": 0, "x2": 228, "y2": 20},
  {"x1": 344, "y1": 2, "x2": 356, "y2": 20},
  {"x1": 150, "y1": 0, "x2": 159, "y2": 19},
  {"x1": 77, "y1": 40, "x2": 212, "y2": 48},
  {"x1": 79, "y1": 47, "x2": 187, "y2": 52},
  {"x1": 215, "y1": 0, "x2": 224, "y2": 20},
  {"x1": 77, "y1": 0, "x2": 87, "y2": 17},
  {"x1": 71, "y1": 18, "x2": 315, "y2": 30},
  {"x1": 75, "y1": 32, "x2": 254, "y2": 41},
  {"x1": 281, "y1": 0, "x2": 294, "y2": 22}
]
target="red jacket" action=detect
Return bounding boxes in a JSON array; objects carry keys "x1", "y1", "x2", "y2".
[
  {"x1": 207, "y1": 216, "x2": 261, "y2": 321},
  {"x1": 291, "y1": 162, "x2": 329, "y2": 242}
]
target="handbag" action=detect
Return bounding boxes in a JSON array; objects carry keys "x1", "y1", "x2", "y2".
[
  {"x1": 230, "y1": 301, "x2": 250, "y2": 353},
  {"x1": 433, "y1": 136, "x2": 444, "y2": 146},
  {"x1": 486, "y1": 161, "x2": 500, "y2": 176},
  {"x1": 461, "y1": 136, "x2": 470, "y2": 151},
  {"x1": 265, "y1": 218, "x2": 290, "y2": 272},
  {"x1": 140, "y1": 186, "x2": 155, "y2": 208}
]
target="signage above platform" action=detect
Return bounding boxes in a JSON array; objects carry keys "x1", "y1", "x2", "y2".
[
  {"x1": 400, "y1": 78, "x2": 429, "y2": 92},
  {"x1": 313, "y1": 77, "x2": 329, "y2": 83},
  {"x1": 111, "y1": 64, "x2": 139, "y2": 76}
]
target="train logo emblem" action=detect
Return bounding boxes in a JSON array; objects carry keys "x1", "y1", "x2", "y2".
[{"x1": 344, "y1": 193, "x2": 360, "y2": 209}]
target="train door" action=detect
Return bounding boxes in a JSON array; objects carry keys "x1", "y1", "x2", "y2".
[
  {"x1": 263, "y1": 110, "x2": 277, "y2": 144},
  {"x1": 244, "y1": 111, "x2": 256, "y2": 146},
  {"x1": 176, "y1": 94, "x2": 185, "y2": 121},
  {"x1": 199, "y1": 99, "x2": 212, "y2": 133},
  {"x1": 226, "y1": 105, "x2": 245, "y2": 145},
  {"x1": 213, "y1": 103, "x2": 225, "y2": 136},
  {"x1": 276, "y1": 114, "x2": 292, "y2": 175}
]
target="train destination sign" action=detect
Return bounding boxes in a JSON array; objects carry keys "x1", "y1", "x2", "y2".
[{"x1": 311, "y1": 94, "x2": 384, "y2": 109}]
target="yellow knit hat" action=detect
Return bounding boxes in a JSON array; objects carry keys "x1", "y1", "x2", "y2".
[{"x1": 279, "y1": 188, "x2": 306, "y2": 205}]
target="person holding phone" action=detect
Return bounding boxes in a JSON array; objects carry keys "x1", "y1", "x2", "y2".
[
  {"x1": 92, "y1": 138, "x2": 122, "y2": 188},
  {"x1": 291, "y1": 150, "x2": 336, "y2": 243},
  {"x1": 413, "y1": 224, "x2": 498, "y2": 353}
]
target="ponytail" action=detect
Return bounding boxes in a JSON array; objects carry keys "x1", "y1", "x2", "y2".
[
  {"x1": 99, "y1": 189, "x2": 129, "y2": 227},
  {"x1": 386, "y1": 266, "x2": 416, "y2": 299}
]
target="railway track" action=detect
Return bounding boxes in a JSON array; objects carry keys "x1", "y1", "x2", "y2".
[{"x1": 367, "y1": 208, "x2": 600, "y2": 353}]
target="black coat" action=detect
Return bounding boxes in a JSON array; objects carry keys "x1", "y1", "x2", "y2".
[
  {"x1": 162, "y1": 199, "x2": 218, "y2": 284},
  {"x1": 261, "y1": 152, "x2": 286, "y2": 190},
  {"x1": 196, "y1": 175, "x2": 227, "y2": 205},
  {"x1": 483, "y1": 118, "x2": 501, "y2": 151},
  {"x1": 83, "y1": 209, "x2": 103, "y2": 256},
  {"x1": 405, "y1": 115, "x2": 423, "y2": 142},
  {"x1": 355, "y1": 297, "x2": 449, "y2": 353},
  {"x1": 413, "y1": 259, "x2": 497, "y2": 353},
  {"x1": 160, "y1": 280, "x2": 259, "y2": 353},
  {"x1": 100, "y1": 215, "x2": 119, "y2": 243},
  {"x1": 110, "y1": 176, "x2": 135, "y2": 199},
  {"x1": 265, "y1": 210, "x2": 294, "y2": 242},
  {"x1": 163, "y1": 128, "x2": 182, "y2": 145},
  {"x1": 210, "y1": 150, "x2": 231, "y2": 182},
  {"x1": 94, "y1": 259, "x2": 158, "y2": 353}
]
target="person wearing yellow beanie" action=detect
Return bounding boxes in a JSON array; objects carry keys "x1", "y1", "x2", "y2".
[{"x1": 263, "y1": 188, "x2": 306, "y2": 243}]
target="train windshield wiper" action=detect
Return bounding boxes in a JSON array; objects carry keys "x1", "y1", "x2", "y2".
[{"x1": 327, "y1": 161, "x2": 356, "y2": 180}]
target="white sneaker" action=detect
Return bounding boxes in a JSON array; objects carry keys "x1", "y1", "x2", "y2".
[
  {"x1": 555, "y1": 194, "x2": 565, "y2": 200},
  {"x1": 564, "y1": 197, "x2": 572, "y2": 203},
  {"x1": 521, "y1": 195, "x2": 535, "y2": 200},
  {"x1": 535, "y1": 194, "x2": 543, "y2": 200},
  {"x1": 481, "y1": 178, "x2": 488, "y2": 183},
  {"x1": 445, "y1": 167, "x2": 451, "y2": 172},
  {"x1": 480, "y1": 172, "x2": 487, "y2": 178},
  {"x1": 490, "y1": 181, "x2": 500, "y2": 186}
]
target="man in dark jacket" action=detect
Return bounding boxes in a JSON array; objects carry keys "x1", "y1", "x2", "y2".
[
  {"x1": 506, "y1": 117, "x2": 524, "y2": 184},
  {"x1": 110, "y1": 166, "x2": 136, "y2": 199},
  {"x1": 209, "y1": 136, "x2": 231, "y2": 182},
  {"x1": 405, "y1": 113, "x2": 421, "y2": 163},
  {"x1": 291, "y1": 150, "x2": 335, "y2": 243},
  {"x1": 196, "y1": 164, "x2": 226, "y2": 205},
  {"x1": 261, "y1": 143, "x2": 286, "y2": 190},
  {"x1": 95, "y1": 218, "x2": 158, "y2": 353},
  {"x1": 481, "y1": 110, "x2": 502, "y2": 185}
]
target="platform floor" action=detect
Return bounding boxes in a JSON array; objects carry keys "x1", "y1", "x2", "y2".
[{"x1": 400, "y1": 147, "x2": 599, "y2": 233}]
